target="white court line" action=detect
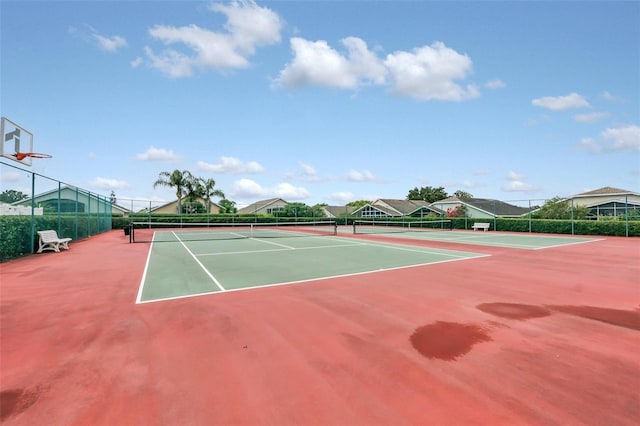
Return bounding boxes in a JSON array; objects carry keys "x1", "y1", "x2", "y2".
[
  {"x1": 251, "y1": 238, "x2": 296, "y2": 250},
  {"x1": 173, "y1": 231, "x2": 226, "y2": 292},
  {"x1": 357, "y1": 241, "x2": 479, "y2": 258},
  {"x1": 135, "y1": 232, "x2": 157, "y2": 304},
  {"x1": 531, "y1": 238, "x2": 604, "y2": 250}
]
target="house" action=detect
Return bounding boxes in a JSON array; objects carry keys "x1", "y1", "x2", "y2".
[
  {"x1": 150, "y1": 197, "x2": 221, "y2": 214},
  {"x1": 237, "y1": 198, "x2": 288, "y2": 215},
  {"x1": 430, "y1": 197, "x2": 531, "y2": 219},
  {"x1": 14, "y1": 185, "x2": 130, "y2": 216},
  {"x1": 567, "y1": 186, "x2": 640, "y2": 217},
  {"x1": 353, "y1": 199, "x2": 443, "y2": 218}
]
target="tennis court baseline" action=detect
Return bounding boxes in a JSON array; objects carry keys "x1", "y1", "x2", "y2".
[
  {"x1": 136, "y1": 230, "x2": 487, "y2": 303},
  {"x1": 351, "y1": 220, "x2": 601, "y2": 249}
]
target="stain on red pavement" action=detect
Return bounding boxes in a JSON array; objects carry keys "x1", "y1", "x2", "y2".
[
  {"x1": 410, "y1": 321, "x2": 491, "y2": 360},
  {"x1": 0, "y1": 388, "x2": 43, "y2": 421},
  {"x1": 477, "y1": 302, "x2": 551, "y2": 320},
  {"x1": 548, "y1": 305, "x2": 640, "y2": 331}
]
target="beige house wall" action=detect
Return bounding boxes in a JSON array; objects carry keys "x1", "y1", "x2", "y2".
[
  {"x1": 152, "y1": 197, "x2": 220, "y2": 214},
  {"x1": 571, "y1": 194, "x2": 640, "y2": 207}
]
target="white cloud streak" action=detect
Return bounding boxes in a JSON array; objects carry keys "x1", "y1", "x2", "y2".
[
  {"x1": 576, "y1": 124, "x2": 640, "y2": 153},
  {"x1": 197, "y1": 157, "x2": 265, "y2": 174},
  {"x1": 573, "y1": 112, "x2": 610, "y2": 123},
  {"x1": 135, "y1": 146, "x2": 180, "y2": 161},
  {"x1": 531, "y1": 93, "x2": 591, "y2": 111},
  {"x1": 90, "y1": 177, "x2": 131, "y2": 190},
  {"x1": 347, "y1": 169, "x2": 378, "y2": 182},
  {"x1": 231, "y1": 178, "x2": 309, "y2": 200},
  {"x1": 502, "y1": 171, "x2": 539, "y2": 193}
]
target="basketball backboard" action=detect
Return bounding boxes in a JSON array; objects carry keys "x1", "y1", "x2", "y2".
[{"x1": 1, "y1": 116, "x2": 35, "y2": 166}]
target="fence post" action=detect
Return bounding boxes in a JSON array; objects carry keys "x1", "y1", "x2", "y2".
[
  {"x1": 571, "y1": 199, "x2": 575, "y2": 235},
  {"x1": 625, "y1": 195, "x2": 629, "y2": 237},
  {"x1": 30, "y1": 172, "x2": 36, "y2": 254}
]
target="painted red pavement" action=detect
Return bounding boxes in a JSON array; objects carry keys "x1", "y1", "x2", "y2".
[{"x1": 1, "y1": 230, "x2": 639, "y2": 425}]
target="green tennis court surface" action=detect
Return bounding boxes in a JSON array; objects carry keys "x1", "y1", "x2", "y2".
[
  {"x1": 351, "y1": 222, "x2": 601, "y2": 249},
  {"x1": 137, "y1": 233, "x2": 486, "y2": 303}
]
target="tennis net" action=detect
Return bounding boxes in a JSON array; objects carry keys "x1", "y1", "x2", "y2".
[
  {"x1": 353, "y1": 219, "x2": 452, "y2": 235},
  {"x1": 130, "y1": 220, "x2": 338, "y2": 243}
]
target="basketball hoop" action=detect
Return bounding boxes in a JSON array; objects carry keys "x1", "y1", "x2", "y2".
[{"x1": 12, "y1": 152, "x2": 53, "y2": 161}]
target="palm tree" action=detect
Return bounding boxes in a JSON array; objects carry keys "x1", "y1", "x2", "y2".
[
  {"x1": 198, "y1": 177, "x2": 225, "y2": 213},
  {"x1": 153, "y1": 169, "x2": 193, "y2": 214}
]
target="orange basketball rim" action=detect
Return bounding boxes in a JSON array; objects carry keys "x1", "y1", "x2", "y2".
[{"x1": 12, "y1": 152, "x2": 53, "y2": 161}]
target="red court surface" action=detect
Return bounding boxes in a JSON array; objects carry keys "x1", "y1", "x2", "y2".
[{"x1": 1, "y1": 229, "x2": 639, "y2": 425}]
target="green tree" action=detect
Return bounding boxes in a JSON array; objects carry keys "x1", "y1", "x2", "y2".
[
  {"x1": 153, "y1": 169, "x2": 193, "y2": 214},
  {"x1": 0, "y1": 189, "x2": 28, "y2": 203},
  {"x1": 532, "y1": 197, "x2": 590, "y2": 219},
  {"x1": 278, "y1": 202, "x2": 311, "y2": 218},
  {"x1": 453, "y1": 190, "x2": 473, "y2": 199},
  {"x1": 407, "y1": 186, "x2": 448, "y2": 203},
  {"x1": 218, "y1": 199, "x2": 237, "y2": 214},
  {"x1": 346, "y1": 200, "x2": 372, "y2": 208}
]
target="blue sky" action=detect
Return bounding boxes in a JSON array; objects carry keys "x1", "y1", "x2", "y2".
[{"x1": 1, "y1": 0, "x2": 639, "y2": 209}]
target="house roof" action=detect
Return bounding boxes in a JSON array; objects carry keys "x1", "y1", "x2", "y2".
[
  {"x1": 323, "y1": 205, "x2": 356, "y2": 217},
  {"x1": 377, "y1": 199, "x2": 439, "y2": 215},
  {"x1": 435, "y1": 196, "x2": 532, "y2": 217},
  {"x1": 572, "y1": 186, "x2": 639, "y2": 197},
  {"x1": 13, "y1": 185, "x2": 130, "y2": 212},
  {"x1": 237, "y1": 198, "x2": 287, "y2": 214}
]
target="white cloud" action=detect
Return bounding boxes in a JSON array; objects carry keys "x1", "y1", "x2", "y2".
[
  {"x1": 506, "y1": 170, "x2": 525, "y2": 181},
  {"x1": 90, "y1": 177, "x2": 131, "y2": 190},
  {"x1": 601, "y1": 125, "x2": 640, "y2": 152},
  {"x1": 197, "y1": 157, "x2": 264, "y2": 174},
  {"x1": 576, "y1": 124, "x2": 640, "y2": 153},
  {"x1": 502, "y1": 171, "x2": 539, "y2": 193},
  {"x1": 0, "y1": 172, "x2": 22, "y2": 183},
  {"x1": 576, "y1": 137, "x2": 601, "y2": 153},
  {"x1": 274, "y1": 37, "x2": 386, "y2": 89},
  {"x1": 231, "y1": 178, "x2": 266, "y2": 197},
  {"x1": 71, "y1": 25, "x2": 127, "y2": 52},
  {"x1": 602, "y1": 91, "x2": 626, "y2": 102},
  {"x1": 135, "y1": 146, "x2": 180, "y2": 161},
  {"x1": 573, "y1": 112, "x2": 610, "y2": 123},
  {"x1": 299, "y1": 162, "x2": 317, "y2": 177},
  {"x1": 231, "y1": 178, "x2": 309, "y2": 200},
  {"x1": 328, "y1": 191, "x2": 355, "y2": 203},
  {"x1": 531, "y1": 93, "x2": 591, "y2": 111},
  {"x1": 143, "y1": 0, "x2": 282, "y2": 77},
  {"x1": 384, "y1": 41, "x2": 479, "y2": 101},
  {"x1": 485, "y1": 79, "x2": 506, "y2": 89},
  {"x1": 347, "y1": 169, "x2": 378, "y2": 182},
  {"x1": 275, "y1": 38, "x2": 478, "y2": 102},
  {"x1": 92, "y1": 33, "x2": 127, "y2": 52},
  {"x1": 273, "y1": 182, "x2": 310, "y2": 199},
  {"x1": 130, "y1": 57, "x2": 143, "y2": 68}
]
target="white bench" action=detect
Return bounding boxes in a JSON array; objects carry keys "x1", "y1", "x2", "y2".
[
  {"x1": 37, "y1": 230, "x2": 72, "y2": 253},
  {"x1": 471, "y1": 222, "x2": 490, "y2": 231}
]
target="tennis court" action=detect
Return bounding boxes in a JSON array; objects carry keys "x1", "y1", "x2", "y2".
[
  {"x1": 352, "y1": 220, "x2": 602, "y2": 249},
  {"x1": 2, "y1": 228, "x2": 639, "y2": 425},
  {"x1": 136, "y1": 221, "x2": 487, "y2": 303}
]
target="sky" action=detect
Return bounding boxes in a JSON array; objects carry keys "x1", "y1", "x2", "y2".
[{"x1": 1, "y1": 0, "x2": 639, "y2": 210}]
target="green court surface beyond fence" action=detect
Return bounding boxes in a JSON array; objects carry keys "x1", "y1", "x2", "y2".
[{"x1": 1, "y1": 161, "x2": 112, "y2": 261}]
